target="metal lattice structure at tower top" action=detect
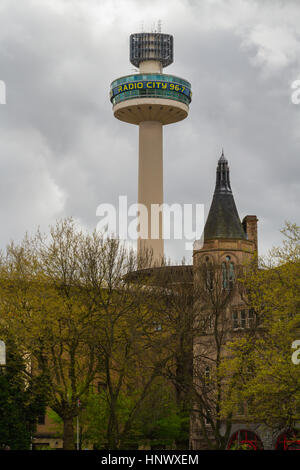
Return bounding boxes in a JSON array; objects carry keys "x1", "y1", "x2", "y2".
[{"x1": 130, "y1": 33, "x2": 174, "y2": 68}]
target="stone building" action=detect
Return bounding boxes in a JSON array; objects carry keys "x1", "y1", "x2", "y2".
[{"x1": 190, "y1": 152, "x2": 298, "y2": 450}]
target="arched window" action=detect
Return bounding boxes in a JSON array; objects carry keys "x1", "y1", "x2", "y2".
[
  {"x1": 205, "y1": 257, "x2": 213, "y2": 290},
  {"x1": 222, "y1": 256, "x2": 235, "y2": 289},
  {"x1": 222, "y1": 262, "x2": 227, "y2": 288},
  {"x1": 229, "y1": 262, "x2": 235, "y2": 288},
  {"x1": 227, "y1": 430, "x2": 263, "y2": 450}
]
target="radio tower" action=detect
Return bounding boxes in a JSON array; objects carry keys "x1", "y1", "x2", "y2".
[{"x1": 110, "y1": 31, "x2": 192, "y2": 265}]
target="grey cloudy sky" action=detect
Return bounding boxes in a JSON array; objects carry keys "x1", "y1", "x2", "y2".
[{"x1": 0, "y1": 0, "x2": 299, "y2": 263}]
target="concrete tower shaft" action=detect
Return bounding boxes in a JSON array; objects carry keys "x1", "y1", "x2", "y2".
[
  {"x1": 138, "y1": 121, "x2": 163, "y2": 259},
  {"x1": 110, "y1": 32, "x2": 192, "y2": 265}
]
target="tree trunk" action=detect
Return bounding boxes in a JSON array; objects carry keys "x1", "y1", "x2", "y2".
[
  {"x1": 107, "y1": 411, "x2": 118, "y2": 449},
  {"x1": 63, "y1": 416, "x2": 75, "y2": 450}
]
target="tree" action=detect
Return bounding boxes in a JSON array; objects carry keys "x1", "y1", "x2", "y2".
[
  {"x1": 69, "y1": 254, "x2": 194, "y2": 450},
  {"x1": 221, "y1": 222, "x2": 300, "y2": 432},
  {"x1": 136, "y1": 378, "x2": 189, "y2": 449},
  {"x1": 189, "y1": 259, "x2": 244, "y2": 449},
  {"x1": 143, "y1": 266, "x2": 195, "y2": 449},
  {"x1": 77, "y1": 239, "x2": 167, "y2": 449},
  {"x1": 0, "y1": 219, "x2": 168, "y2": 450},
  {"x1": 0, "y1": 338, "x2": 47, "y2": 450},
  {"x1": 133, "y1": 261, "x2": 237, "y2": 450},
  {"x1": 78, "y1": 377, "x2": 189, "y2": 450},
  {"x1": 0, "y1": 219, "x2": 104, "y2": 449}
]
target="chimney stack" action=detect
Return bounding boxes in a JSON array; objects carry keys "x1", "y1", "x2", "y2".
[{"x1": 242, "y1": 215, "x2": 258, "y2": 253}]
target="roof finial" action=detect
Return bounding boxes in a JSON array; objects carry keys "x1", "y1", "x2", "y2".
[{"x1": 219, "y1": 148, "x2": 226, "y2": 162}]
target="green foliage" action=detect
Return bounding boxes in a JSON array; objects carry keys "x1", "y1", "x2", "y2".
[
  {"x1": 0, "y1": 339, "x2": 47, "y2": 450},
  {"x1": 229, "y1": 442, "x2": 254, "y2": 450},
  {"x1": 79, "y1": 391, "x2": 109, "y2": 449},
  {"x1": 131, "y1": 380, "x2": 189, "y2": 448},
  {"x1": 221, "y1": 222, "x2": 300, "y2": 429},
  {"x1": 78, "y1": 380, "x2": 189, "y2": 450}
]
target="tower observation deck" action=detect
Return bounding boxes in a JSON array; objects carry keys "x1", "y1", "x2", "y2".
[{"x1": 110, "y1": 32, "x2": 192, "y2": 265}]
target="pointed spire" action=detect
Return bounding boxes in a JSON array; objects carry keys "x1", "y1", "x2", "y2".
[
  {"x1": 203, "y1": 153, "x2": 246, "y2": 241},
  {"x1": 215, "y1": 149, "x2": 232, "y2": 194}
]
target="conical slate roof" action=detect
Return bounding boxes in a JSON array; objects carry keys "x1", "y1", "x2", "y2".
[{"x1": 204, "y1": 151, "x2": 246, "y2": 241}]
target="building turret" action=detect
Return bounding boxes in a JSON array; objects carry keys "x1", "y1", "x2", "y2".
[
  {"x1": 191, "y1": 153, "x2": 259, "y2": 451},
  {"x1": 204, "y1": 151, "x2": 247, "y2": 241},
  {"x1": 193, "y1": 152, "x2": 257, "y2": 266}
]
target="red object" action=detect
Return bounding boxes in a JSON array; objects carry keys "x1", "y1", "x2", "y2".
[
  {"x1": 275, "y1": 430, "x2": 300, "y2": 450},
  {"x1": 227, "y1": 430, "x2": 263, "y2": 450}
]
